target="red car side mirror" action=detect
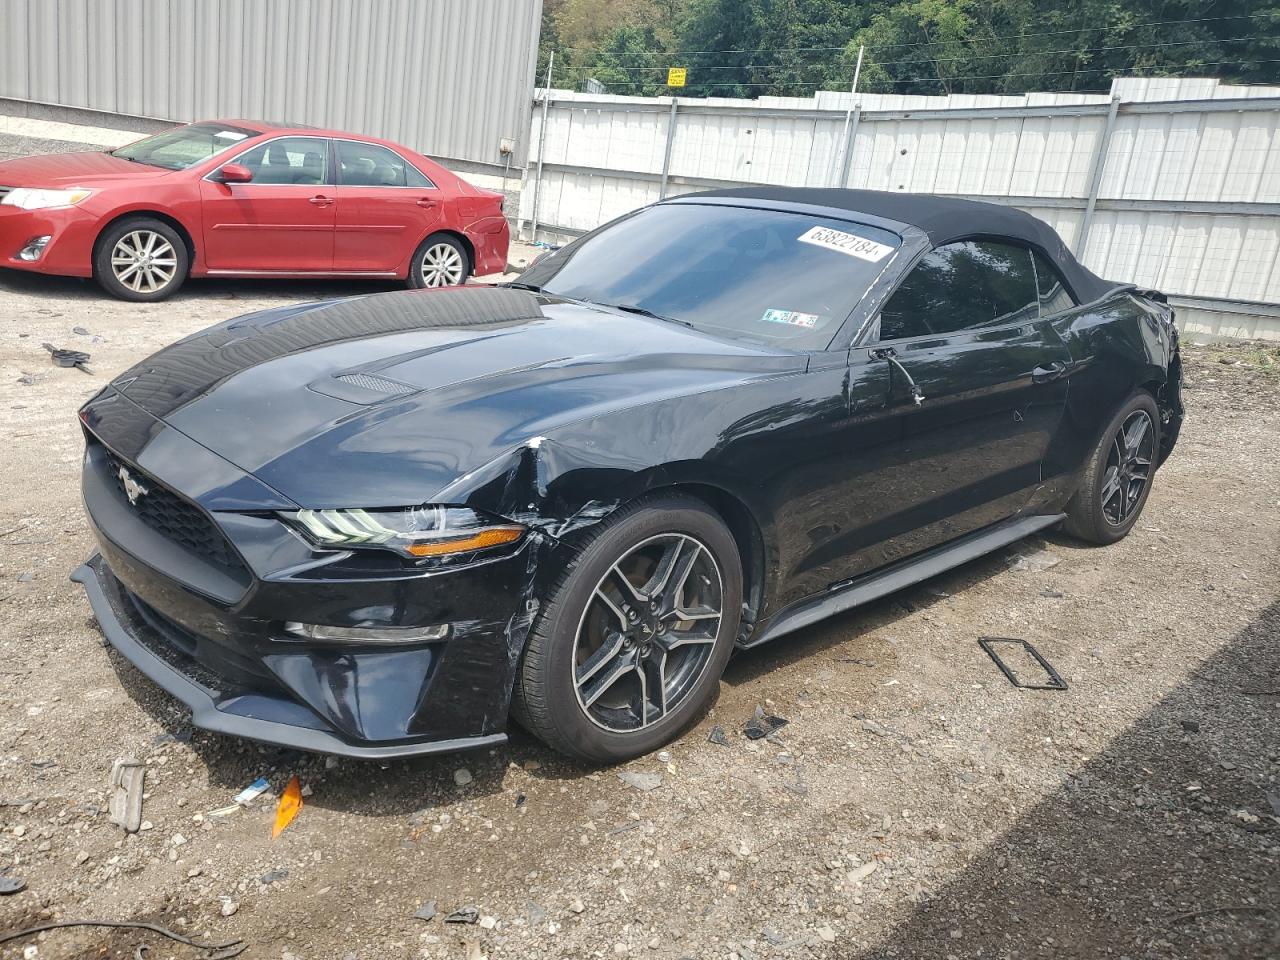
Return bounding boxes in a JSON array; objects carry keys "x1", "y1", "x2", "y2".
[{"x1": 217, "y1": 163, "x2": 253, "y2": 184}]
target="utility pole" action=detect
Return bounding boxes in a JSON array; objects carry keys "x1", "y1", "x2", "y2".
[
  {"x1": 833, "y1": 45, "x2": 864, "y2": 187},
  {"x1": 528, "y1": 50, "x2": 554, "y2": 243}
]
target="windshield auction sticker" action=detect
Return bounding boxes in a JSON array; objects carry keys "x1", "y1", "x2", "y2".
[
  {"x1": 797, "y1": 226, "x2": 894, "y2": 262},
  {"x1": 762, "y1": 308, "x2": 820, "y2": 329}
]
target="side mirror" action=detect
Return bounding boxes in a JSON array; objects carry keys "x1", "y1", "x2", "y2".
[{"x1": 217, "y1": 163, "x2": 253, "y2": 184}]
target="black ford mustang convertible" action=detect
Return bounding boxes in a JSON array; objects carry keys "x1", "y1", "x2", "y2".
[{"x1": 74, "y1": 188, "x2": 1183, "y2": 763}]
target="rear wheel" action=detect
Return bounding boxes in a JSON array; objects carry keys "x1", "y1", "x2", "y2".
[
  {"x1": 1064, "y1": 392, "x2": 1160, "y2": 544},
  {"x1": 407, "y1": 234, "x2": 470, "y2": 289},
  {"x1": 512, "y1": 496, "x2": 742, "y2": 764},
  {"x1": 94, "y1": 217, "x2": 188, "y2": 301}
]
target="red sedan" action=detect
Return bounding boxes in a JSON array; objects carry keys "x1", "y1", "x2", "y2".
[{"x1": 0, "y1": 120, "x2": 510, "y2": 301}]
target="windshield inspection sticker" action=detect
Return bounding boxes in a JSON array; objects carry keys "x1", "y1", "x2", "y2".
[
  {"x1": 797, "y1": 226, "x2": 894, "y2": 262},
  {"x1": 762, "y1": 308, "x2": 820, "y2": 329}
]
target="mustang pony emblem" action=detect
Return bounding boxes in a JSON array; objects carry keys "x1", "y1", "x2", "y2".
[{"x1": 117, "y1": 465, "x2": 149, "y2": 506}]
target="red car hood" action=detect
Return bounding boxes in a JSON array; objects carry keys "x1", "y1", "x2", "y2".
[{"x1": 0, "y1": 150, "x2": 174, "y2": 187}]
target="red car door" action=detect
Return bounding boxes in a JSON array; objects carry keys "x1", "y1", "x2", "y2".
[
  {"x1": 333, "y1": 140, "x2": 441, "y2": 273},
  {"x1": 199, "y1": 136, "x2": 335, "y2": 273}
]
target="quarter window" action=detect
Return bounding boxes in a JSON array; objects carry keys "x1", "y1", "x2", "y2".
[
  {"x1": 234, "y1": 137, "x2": 330, "y2": 185},
  {"x1": 879, "y1": 240, "x2": 1041, "y2": 340},
  {"x1": 336, "y1": 141, "x2": 433, "y2": 187}
]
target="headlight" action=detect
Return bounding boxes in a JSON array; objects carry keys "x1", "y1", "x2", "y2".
[
  {"x1": 280, "y1": 505, "x2": 525, "y2": 560},
  {"x1": 1, "y1": 188, "x2": 94, "y2": 210}
]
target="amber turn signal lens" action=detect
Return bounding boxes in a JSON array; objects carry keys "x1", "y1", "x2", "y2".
[{"x1": 404, "y1": 526, "x2": 525, "y2": 557}]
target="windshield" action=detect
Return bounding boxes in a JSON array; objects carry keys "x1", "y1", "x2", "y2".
[
  {"x1": 519, "y1": 203, "x2": 901, "y2": 348},
  {"x1": 111, "y1": 123, "x2": 257, "y2": 171}
]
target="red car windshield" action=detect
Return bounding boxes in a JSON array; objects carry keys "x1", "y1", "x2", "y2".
[{"x1": 111, "y1": 123, "x2": 258, "y2": 171}]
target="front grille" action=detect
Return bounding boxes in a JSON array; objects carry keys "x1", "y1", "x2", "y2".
[{"x1": 104, "y1": 453, "x2": 245, "y2": 574}]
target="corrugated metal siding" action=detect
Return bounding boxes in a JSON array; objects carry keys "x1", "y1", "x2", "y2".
[
  {"x1": 521, "y1": 80, "x2": 1280, "y2": 341},
  {"x1": 0, "y1": 0, "x2": 542, "y2": 167}
]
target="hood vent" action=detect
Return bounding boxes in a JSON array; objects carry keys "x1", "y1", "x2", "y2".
[{"x1": 334, "y1": 372, "x2": 415, "y2": 396}]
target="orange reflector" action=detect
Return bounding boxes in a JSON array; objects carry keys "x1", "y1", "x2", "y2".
[
  {"x1": 272, "y1": 775, "x2": 303, "y2": 839},
  {"x1": 405, "y1": 527, "x2": 524, "y2": 558}
]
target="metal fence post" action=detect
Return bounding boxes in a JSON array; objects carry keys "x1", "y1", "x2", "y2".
[
  {"x1": 836, "y1": 104, "x2": 862, "y2": 188},
  {"x1": 1074, "y1": 94, "x2": 1121, "y2": 260},
  {"x1": 659, "y1": 97, "x2": 679, "y2": 199},
  {"x1": 528, "y1": 51, "x2": 554, "y2": 243}
]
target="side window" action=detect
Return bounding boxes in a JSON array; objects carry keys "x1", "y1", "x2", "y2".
[
  {"x1": 879, "y1": 240, "x2": 1040, "y2": 340},
  {"x1": 1031, "y1": 250, "x2": 1077, "y2": 316},
  {"x1": 337, "y1": 141, "x2": 434, "y2": 187},
  {"x1": 234, "y1": 138, "x2": 329, "y2": 185}
]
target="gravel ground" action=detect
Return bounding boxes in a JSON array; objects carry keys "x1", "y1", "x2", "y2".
[{"x1": 0, "y1": 237, "x2": 1277, "y2": 959}]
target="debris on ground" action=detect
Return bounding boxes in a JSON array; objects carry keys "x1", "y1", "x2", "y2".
[
  {"x1": 271, "y1": 775, "x2": 303, "y2": 838},
  {"x1": 414, "y1": 901, "x2": 438, "y2": 922},
  {"x1": 1008, "y1": 543, "x2": 1062, "y2": 572},
  {"x1": 0, "y1": 920, "x2": 245, "y2": 958},
  {"x1": 232, "y1": 777, "x2": 270, "y2": 807},
  {"x1": 617, "y1": 770, "x2": 663, "y2": 792},
  {"x1": 454, "y1": 768, "x2": 473, "y2": 787},
  {"x1": 41, "y1": 342, "x2": 92, "y2": 374},
  {"x1": 106, "y1": 757, "x2": 145, "y2": 833},
  {"x1": 259, "y1": 869, "x2": 289, "y2": 885},
  {"x1": 978, "y1": 637, "x2": 1069, "y2": 691},
  {"x1": 707, "y1": 725, "x2": 729, "y2": 746},
  {"x1": 744, "y1": 706, "x2": 789, "y2": 740},
  {"x1": 0, "y1": 874, "x2": 26, "y2": 895},
  {"x1": 445, "y1": 906, "x2": 480, "y2": 924}
]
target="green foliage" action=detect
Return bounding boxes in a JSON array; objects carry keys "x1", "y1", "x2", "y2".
[{"x1": 539, "y1": 0, "x2": 1280, "y2": 97}]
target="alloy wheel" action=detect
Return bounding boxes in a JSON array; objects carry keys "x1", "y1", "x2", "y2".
[
  {"x1": 420, "y1": 243, "x2": 464, "y2": 287},
  {"x1": 111, "y1": 230, "x2": 178, "y2": 294},
  {"x1": 572, "y1": 533, "x2": 724, "y2": 733},
  {"x1": 1101, "y1": 409, "x2": 1154, "y2": 525}
]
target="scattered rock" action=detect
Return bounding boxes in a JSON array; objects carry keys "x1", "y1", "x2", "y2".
[
  {"x1": 817, "y1": 925, "x2": 836, "y2": 943},
  {"x1": 445, "y1": 906, "x2": 480, "y2": 924},
  {"x1": 259, "y1": 868, "x2": 289, "y2": 885},
  {"x1": 656, "y1": 750, "x2": 672, "y2": 763},
  {"x1": 454, "y1": 768, "x2": 474, "y2": 787},
  {"x1": 414, "y1": 901, "x2": 437, "y2": 922},
  {"x1": 707, "y1": 725, "x2": 729, "y2": 746},
  {"x1": 0, "y1": 875, "x2": 26, "y2": 895},
  {"x1": 617, "y1": 770, "x2": 663, "y2": 792},
  {"x1": 568, "y1": 898, "x2": 585, "y2": 914},
  {"x1": 848, "y1": 861, "x2": 879, "y2": 883},
  {"x1": 220, "y1": 898, "x2": 239, "y2": 917}
]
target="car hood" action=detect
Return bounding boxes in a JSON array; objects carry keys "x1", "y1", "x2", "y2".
[
  {"x1": 98, "y1": 286, "x2": 805, "y2": 509},
  {"x1": 0, "y1": 150, "x2": 173, "y2": 187}
]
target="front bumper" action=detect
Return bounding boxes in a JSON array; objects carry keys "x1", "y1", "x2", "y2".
[
  {"x1": 0, "y1": 202, "x2": 98, "y2": 277},
  {"x1": 73, "y1": 555, "x2": 506, "y2": 759},
  {"x1": 74, "y1": 391, "x2": 537, "y2": 758}
]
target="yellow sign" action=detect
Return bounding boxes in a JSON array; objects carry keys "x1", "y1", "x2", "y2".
[{"x1": 667, "y1": 67, "x2": 687, "y2": 88}]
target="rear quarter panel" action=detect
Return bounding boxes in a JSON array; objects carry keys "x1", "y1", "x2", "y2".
[{"x1": 1042, "y1": 291, "x2": 1178, "y2": 487}]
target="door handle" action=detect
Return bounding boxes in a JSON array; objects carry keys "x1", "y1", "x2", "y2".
[
  {"x1": 416, "y1": 198, "x2": 439, "y2": 208},
  {"x1": 308, "y1": 195, "x2": 335, "y2": 206},
  {"x1": 1031, "y1": 361, "x2": 1069, "y2": 384}
]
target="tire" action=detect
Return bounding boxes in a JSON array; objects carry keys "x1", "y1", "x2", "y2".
[
  {"x1": 94, "y1": 217, "x2": 188, "y2": 302},
  {"x1": 407, "y1": 233, "x2": 470, "y2": 289},
  {"x1": 512, "y1": 496, "x2": 743, "y2": 764},
  {"x1": 1064, "y1": 391, "x2": 1161, "y2": 545}
]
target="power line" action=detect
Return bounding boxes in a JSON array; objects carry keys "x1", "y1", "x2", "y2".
[{"x1": 559, "y1": 12, "x2": 1275, "y2": 58}]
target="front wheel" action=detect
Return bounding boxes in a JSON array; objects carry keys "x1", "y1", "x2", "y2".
[
  {"x1": 512, "y1": 497, "x2": 743, "y2": 764},
  {"x1": 407, "y1": 234, "x2": 470, "y2": 289},
  {"x1": 94, "y1": 217, "x2": 188, "y2": 301},
  {"x1": 1064, "y1": 392, "x2": 1161, "y2": 544}
]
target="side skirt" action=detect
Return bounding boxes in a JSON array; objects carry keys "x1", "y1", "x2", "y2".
[{"x1": 740, "y1": 513, "x2": 1065, "y2": 650}]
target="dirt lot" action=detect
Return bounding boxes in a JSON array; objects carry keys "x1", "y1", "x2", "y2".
[{"x1": 0, "y1": 263, "x2": 1276, "y2": 960}]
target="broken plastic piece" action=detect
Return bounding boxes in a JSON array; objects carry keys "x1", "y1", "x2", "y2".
[
  {"x1": 0, "y1": 875, "x2": 26, "y2": 895},
  {"x1": 41, "y1": 342, "x2": 92, "y2": 373},
  {"x1": 233, "y1": 776, "x2": 270, "y2": 806},
  {"x1": 744, "y1": 707, "x2": 788, "y2": 740},
  {"x1": 107, "y1": 758, "x2": 145, "y2": 833},
  {"x1": 978, "y1": 637, "x2": 1068, "y2": 691},
  {"x1": 271, "y1": 775, "x2": 303, "y2": 838},
  {"x1": 707, "y1": 725, "x2": 729, "y2": 746},
  {"x1": 445, "y1": 906, "x2": 480, "y2": 924}
]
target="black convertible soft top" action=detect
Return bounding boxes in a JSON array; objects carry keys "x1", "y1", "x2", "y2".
[{"x1": 684, "y1": 187, "x2": 1121, "y2": 305}]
